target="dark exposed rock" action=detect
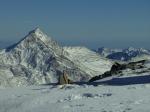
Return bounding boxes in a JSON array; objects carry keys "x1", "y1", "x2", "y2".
[
  {"x1": 89, "y1": 60, "x2": 146, "y2": 82},
  {"x1": 107, "y1": 52, "x2": 130, "y2": 61}
]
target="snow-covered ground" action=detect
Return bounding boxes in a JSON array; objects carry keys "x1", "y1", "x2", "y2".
[{"x1": 0, "y1": 73, "x2": 150, "y2": 112}]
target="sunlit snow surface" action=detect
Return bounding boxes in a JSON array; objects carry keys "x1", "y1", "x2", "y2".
[
  {"x1": 0, "y1": 72, "x2": 150, "y2": 112},
  {"x1": 64, "y1": 47, "x2": 113, "y2": 76}
]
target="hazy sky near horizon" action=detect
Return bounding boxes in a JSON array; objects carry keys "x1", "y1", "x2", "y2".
[{"x1": 0, "y1": 0, "x2": 150, "y2": 49}]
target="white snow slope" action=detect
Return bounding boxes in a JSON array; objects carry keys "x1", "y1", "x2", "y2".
[
  {"x1": 0, "y1": 74, "x2": 150, "y2": 112},
  {"x1": 64, "y1": 47, "x2": 113, "y2": 77}
]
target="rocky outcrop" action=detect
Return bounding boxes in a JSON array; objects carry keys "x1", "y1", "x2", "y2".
[{"x1": 89, "y1": 60, "x2": 146, "y2": 82}]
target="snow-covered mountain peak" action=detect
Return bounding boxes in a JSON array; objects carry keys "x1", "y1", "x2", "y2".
[
  {"x1": 28, "y1": 27, "x2": 51, "y2": 43},
  {"x1": 97, "y1": 47, "x2": 150, "y2": 61},
  {"x1": 28, "y1": 27, "x2": 41, "y2": 34},
  {"x1": 126, "y1": 47, "x2": 135, "y2": 51},
  {"x1": 5, "y1": 27, "x2": 61, "y2": 53},
  {"x1": 33, "y1": 27, "x2": 41, "y2": 33},
  {"x1": 97, "y1": 47, "x2": 122, "y2": 57},
  {"x1": 0, "y1": 28, "x2": 114, "y2": 87}
]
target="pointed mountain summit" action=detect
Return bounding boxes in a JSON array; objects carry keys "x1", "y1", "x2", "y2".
[
  {"x1": 0, "y1": 28, "x2": 112, "y2": 87},
  {"x1": 27, "y1": 27, "x2": 53, "y2": 44},
  {"x1": 0, "y1": 28, "x2": 89, "y2": 86},
  {"x1": 2, "y1": 27, "x2": 64, "y2": 66},
  {"x1": 6, "y1": 27, "x2": 61, "y2": 53},
  {"x1": 31, "y1": 27, "x2": 42, "y2": 33}
]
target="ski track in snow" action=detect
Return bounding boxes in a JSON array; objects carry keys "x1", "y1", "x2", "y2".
[{"x1": 0, "y1": 82, "x2": 150, "y2": 112}]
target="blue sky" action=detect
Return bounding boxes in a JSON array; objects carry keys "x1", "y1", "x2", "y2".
[{"x1": 0, "y1": 0, "x2": 150, "y2": 49}]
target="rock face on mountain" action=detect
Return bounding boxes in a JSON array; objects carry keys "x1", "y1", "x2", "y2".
[
  {"x1": 0, "y1": 28, "x2": 112, "y2": 87},
  {"x1": 97, "y1": 47, "x2": 150, "y2": 61},
  {"x1": 89, "y1": 60, "x2": 147, "y2": 82}
]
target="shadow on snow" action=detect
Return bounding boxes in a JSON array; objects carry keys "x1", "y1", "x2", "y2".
[
  {"x1": 77, "y1": 75, "x2": 150, "y2": 86},
  {"x1": 42, "y1": 75, "x2": 150, "y2": 87}
]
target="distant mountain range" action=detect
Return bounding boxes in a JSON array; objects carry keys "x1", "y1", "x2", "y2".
[{"x1": 97, "y1": 47, "x2": 150, "y2": 61}]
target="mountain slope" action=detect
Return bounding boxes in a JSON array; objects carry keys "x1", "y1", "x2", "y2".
[
  {"x1": 63, "y1": 47, "x2": 113, "y2": 77},
  {"x1": 97, "y1": 47, "x2": 150, "y2": 61},
  {"x1": 131, "y1": 54, "x2": 150, "y2": 62},
  {"x1": 0, "y1": 28, "x2": 85, "y2": 86},
  {"x1": 97, "y1": 47, "x2": 122, "y2": 57},
  {"x1": 0, "y1": 28, "x2": 112, "y2": 87}
]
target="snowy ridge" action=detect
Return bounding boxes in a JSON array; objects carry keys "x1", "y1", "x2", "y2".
[
  {"x1": 63, "y1": 46, "x2": 113, "y2": 77},
  {"x1": 97, "y1": 47, "x2": 122, "y2": 57},
  {"x1": 131, "y1": 54, "x2": 150, "y2": 62},
  {"x1": 97, "y1": 47, "x2": 150, "y2": 61},
  {"x1": 0, "y1": 28, "x2": 112, "y2": 87}
]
